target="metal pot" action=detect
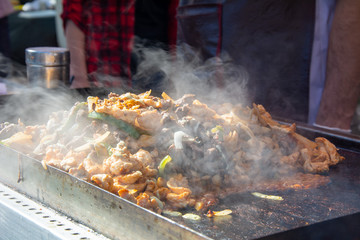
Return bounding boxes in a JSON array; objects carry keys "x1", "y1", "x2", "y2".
[{"x1": 25, "y1": 47, "x2": 70, "y2": 88}]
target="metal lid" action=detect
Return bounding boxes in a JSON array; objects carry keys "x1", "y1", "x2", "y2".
[{"x1": 25, "y1": 47, "x2": 70, "y2": 66}]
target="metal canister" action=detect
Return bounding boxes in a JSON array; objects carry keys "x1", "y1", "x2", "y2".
[{"x1": 25, "y1": 47, "x2": 70, "y2": 88}]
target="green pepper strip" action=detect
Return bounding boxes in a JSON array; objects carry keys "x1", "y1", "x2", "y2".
[
  {"x1": 88, "y1": 111, "x2": 141, "y2": 139},
  {"x1": 158, "y1": 155, "x2": 172, "y2": 177},
  {"x1": 60, "y1": 102, "x2": 87, "y2": 132},
  {"x1": 101, "y1": 142, "x2": 113, "y2": 156}
]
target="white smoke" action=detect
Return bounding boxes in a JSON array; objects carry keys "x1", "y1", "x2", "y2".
[{"x1": 128, "y1": 42, "x2": 250, "y2": 107}]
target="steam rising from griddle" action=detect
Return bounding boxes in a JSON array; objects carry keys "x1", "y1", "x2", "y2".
[
  {"x1": 89, "y1": 42, "x2": 249, "y2": 106},
  {"x1": 0, "y1": 54, "x2": 28, "y2": 91},
  {"x1": 146, "y1": 43, "x2": 249, "y2": 103},
  {"x1": 1, "y1": 43, "x2": 250, "y2": 126},
  {"x1": 0, "y1": 44, "x2": 344, "y2": 213}
]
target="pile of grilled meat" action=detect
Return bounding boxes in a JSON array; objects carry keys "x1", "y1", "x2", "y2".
[{"x1": 0, "y1": 91, "x2": 344, "y2": 213}]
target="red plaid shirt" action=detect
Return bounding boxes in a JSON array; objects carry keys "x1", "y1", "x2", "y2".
[{"x1": 62, "y1": 0, "x2": 178, "y2": 87}]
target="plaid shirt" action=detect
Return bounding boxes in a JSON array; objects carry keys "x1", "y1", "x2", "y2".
[{"x1": 62, "y1": 0, "x2": 178, "y2": 87}]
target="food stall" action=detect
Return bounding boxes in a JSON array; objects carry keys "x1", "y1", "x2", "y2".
[{"x1": 1, "y1": 1, "x2": 360, "y2": 240}]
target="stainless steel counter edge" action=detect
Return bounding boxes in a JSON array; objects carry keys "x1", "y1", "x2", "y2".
[
  {"x1": 0, "y1": 182, "x2": 110, "y2": 240},
  {"x1": 0, "y1": 145, "x2": 212, "y2": 240}
]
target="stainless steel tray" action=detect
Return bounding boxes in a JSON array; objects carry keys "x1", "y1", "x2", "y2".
[
  {"x1": 0, "y1": 182, "x2": 110, "y2": 240},
  {"x1": 0, "y1": 145, "x2": 210, "y2": 240}
]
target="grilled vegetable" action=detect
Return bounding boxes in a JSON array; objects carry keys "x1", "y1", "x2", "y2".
[
  {"x1": 182, "y1": 213, "x2": 201, "y2": 221},
  {"x1": 74, "y1": 131, "x2": 111, "y2": 152},
  {"x1": 162, "y1": 210, "x2": 182, "y2": 217},
  {"x1": 206, "y1": 209, "x2": 232, "y2": 218},
  {"x1": 252, "y1": 192, "x2": 284, "y2": 201},
  {"x1": 60, "y1": 102, "x2": 87, "y2": 132},
  {"x1": 88, "y1": 111, "x2": 141, "y2": 139},
  {"x1": 158, "y1": 155, "x2": 172, "y2": 176}
]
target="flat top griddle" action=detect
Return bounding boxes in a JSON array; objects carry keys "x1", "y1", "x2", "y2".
[
  {"x1": 159, "y1": 148, "x2": 360, "y2": 240},
  {"x1": 0, "y1": 116, "x2": 359, "y2": 240}
]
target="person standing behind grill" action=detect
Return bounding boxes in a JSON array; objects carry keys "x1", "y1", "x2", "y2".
[
  {"x1": 313, "y1": 0, "x2": 360, "y2": 132},
  {"x1": 176, "y1": 0, "x2": 360, "y2": 133},
  {"x1": 61, "y1": 0, "x2": 178, "y2": 91}
]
